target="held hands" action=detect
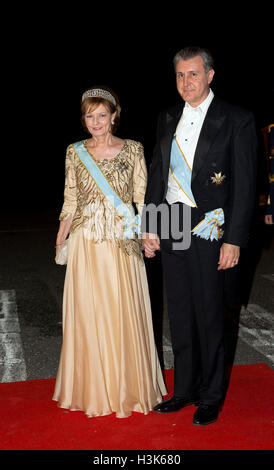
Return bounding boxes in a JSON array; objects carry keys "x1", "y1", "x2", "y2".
[
  {"x1": 218, "y1": 243, "x2": 240, "y2": 270},
  {"x1": 142, "y1": 233, "x2": 160, "y2": 258}
]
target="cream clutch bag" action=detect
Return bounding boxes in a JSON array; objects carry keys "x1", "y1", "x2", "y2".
[{"x1": 55, "y1": 239, "x2": 68, "y2": 265}]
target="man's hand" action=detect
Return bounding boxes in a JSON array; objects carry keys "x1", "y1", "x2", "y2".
[
  {"x1": 218, "y1": 243, "x2": 240, "y2": 270},
  {"x1": 264, "y1": 214, "x2": 273, "y2": 225},
  {"x1": 142, "y1": 232, "x2": 160, "y2": 258}
]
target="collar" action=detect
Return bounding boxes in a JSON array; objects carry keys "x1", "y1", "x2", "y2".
[{"x1": 184, "y1": 88, "x2": 214, "y2": 115}]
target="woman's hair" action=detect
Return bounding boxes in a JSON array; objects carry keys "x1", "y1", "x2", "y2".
[
  {"x1": 173, "y1": 46, "x2": 214, "y2": 74},
  {"x1": 81, "y1": 85, "x2": 121, "y2": 134}
]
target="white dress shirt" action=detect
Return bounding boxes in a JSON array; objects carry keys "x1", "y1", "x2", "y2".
[{"x1": 166, "y1": 89, "x2": 214, "y2": 207}]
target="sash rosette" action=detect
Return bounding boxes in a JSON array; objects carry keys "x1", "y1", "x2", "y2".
[{"x1": 192, "y1": 208, "x2": 225, "y2": 241}]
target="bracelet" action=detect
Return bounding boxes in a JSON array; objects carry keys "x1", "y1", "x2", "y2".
[{"x1": 55, "y1": 243, "x2": 63, "y2": 247}]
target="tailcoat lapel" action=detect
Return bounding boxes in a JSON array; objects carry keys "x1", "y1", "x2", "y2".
[
  {"x1": 161, "y1": 105, "x2": 184, "y2": 183},
  {"x1": 191, "y1": 97, "x2": 226, "y2": 182}
]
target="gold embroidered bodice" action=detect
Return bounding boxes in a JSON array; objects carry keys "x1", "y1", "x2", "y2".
[{"x1": 59, "y1": 139, "x2": 147, "y2": 258}]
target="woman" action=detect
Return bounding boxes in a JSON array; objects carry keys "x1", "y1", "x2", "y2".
[{"x1": 53, "y1": 86, "x2": 167, "y2": 417}]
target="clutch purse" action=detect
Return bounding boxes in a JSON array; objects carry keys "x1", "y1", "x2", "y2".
[{"x1": 55, "y1": 239, "x2": 68, "y2": 265}]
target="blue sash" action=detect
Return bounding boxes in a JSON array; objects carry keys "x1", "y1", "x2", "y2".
[
  {"x1": 170, "y1": 136, "x2": 197, "y2": 207},
  {"x1": 73, "y1": 141, "x2": 140, "y2": 238}
]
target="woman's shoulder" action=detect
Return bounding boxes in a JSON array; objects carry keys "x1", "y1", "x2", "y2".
[
  {"x1": 125, "y1": 139, "x2": 144, "y2": 152},
  {"x1": 65, "y1": 140, "x2": 87, "y2": 157},
  {"x1": 67, "y1": 140, "x2": 84, "y2": 150},
  {"x1": 64, "y1": 141, "x2": 84, "y2": 163}
]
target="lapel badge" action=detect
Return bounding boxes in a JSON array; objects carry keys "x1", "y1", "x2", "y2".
[{"x1": 211, "y1": 172, "x2": 226, "y2": 185}]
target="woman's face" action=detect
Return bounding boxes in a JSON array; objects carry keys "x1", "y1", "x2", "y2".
[{"x1": 84, "y1": 103, "x2": 116, "y2": 137}]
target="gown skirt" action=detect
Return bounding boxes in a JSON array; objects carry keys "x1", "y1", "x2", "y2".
[{"x1": 53, "y1": 228, "x2": 167, "y2": 417}]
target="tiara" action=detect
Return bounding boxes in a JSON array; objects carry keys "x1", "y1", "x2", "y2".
[{"x1": 82, "y1": 88, "x2": 116, "y2": 106}]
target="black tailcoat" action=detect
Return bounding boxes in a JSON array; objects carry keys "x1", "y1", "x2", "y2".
[{"x1": 142, "y1": 96, "x2": 257, "y2": 404}]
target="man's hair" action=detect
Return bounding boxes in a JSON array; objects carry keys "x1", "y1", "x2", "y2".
[{"x1": 173, "y1": 46, "x2": 214, "y2": 74}]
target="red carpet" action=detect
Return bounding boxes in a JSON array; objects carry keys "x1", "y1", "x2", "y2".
[{"x1": 0, "y1": 364, "x2": 273, "y2": 450}]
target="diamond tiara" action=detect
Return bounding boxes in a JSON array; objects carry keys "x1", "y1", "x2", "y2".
[{"x1": 82, "y1": 88, "x2": 116, "y2": 106}]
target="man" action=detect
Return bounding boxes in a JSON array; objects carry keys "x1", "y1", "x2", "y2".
[
  {"x1": 142, "y1": 47, "x2": 257, "y2": 425},
  {"x1": 263, "y1": 124, "x2": 274, "y2": 225}
]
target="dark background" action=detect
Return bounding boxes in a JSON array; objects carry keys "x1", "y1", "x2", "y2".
[
  {"x1": 2, "y1": 11, "x2": 273, "y2": 217},
  {"x1": 1, "y1": 10, "x2": 273, "y2": 382}
]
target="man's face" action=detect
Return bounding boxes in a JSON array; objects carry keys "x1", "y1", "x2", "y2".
[{"x1": 175, "y1": 56, "x2": 215, "y2": 107}]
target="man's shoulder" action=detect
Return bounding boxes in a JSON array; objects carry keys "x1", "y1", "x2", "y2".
[
  {"x1": 212, "y1": 96, "x2": 255, "y2": 122},
  {"x1": 156, "y1": 103, "x2": 184, "y2": 126},
  {"x1": 158, "y1": 103, "x2": 183, "y2": 118},
  {"x1": 166, "y1": 102, "x2": 184, "y2": 115}
]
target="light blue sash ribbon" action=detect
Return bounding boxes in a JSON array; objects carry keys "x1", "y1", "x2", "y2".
[
  {"x1": 73, "y1": 141, "x2": 140, "y2": 238},
  {"x1": 170, "y1": 136, "x2": 197, "y2": 208},
  {"x1": 191, "y1": 208, "x2": 225, "y2": 241}
]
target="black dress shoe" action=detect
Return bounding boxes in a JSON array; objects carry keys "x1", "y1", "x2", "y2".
[
  {"x1": 154, "y1": 396, "x2": 200, "y2": 414},
  {"x1": 193, "y1": 404, "x2": 219, "y2": 425}
]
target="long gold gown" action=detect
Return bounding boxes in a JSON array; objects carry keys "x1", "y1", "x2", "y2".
[{"x1": 52, "y1": 139, "x2": 167, "y2": 417}]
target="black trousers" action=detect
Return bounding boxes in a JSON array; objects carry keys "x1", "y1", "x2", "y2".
[{"x1": 160, "y1": 202, "x2": 225, "y2": 406}]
